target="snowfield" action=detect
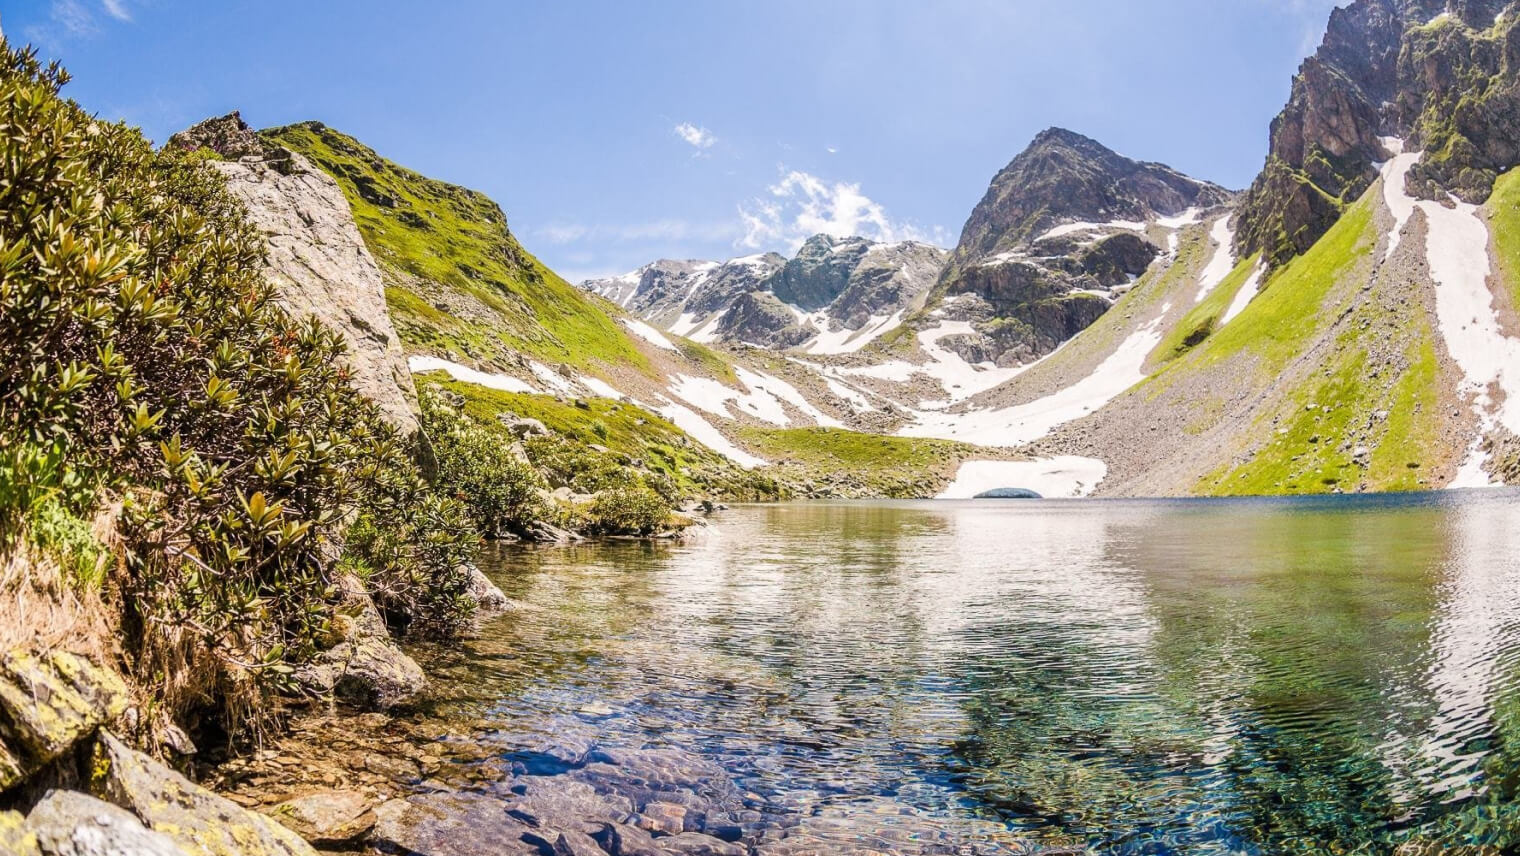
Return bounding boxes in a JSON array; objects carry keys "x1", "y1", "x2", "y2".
[
  {"x1": 407, "y1": 355, "x2": 535, "y2": 393},
  {"x1": 898, "y1": 315, "x2": 1164, "y2": 446},
  {"x1": 1193, "y1": 216, "x2": 1237, "y2": 303},
  {"x1": 1382, "y1": 140, "x2": 1520, "y2": 487},
  {"x1": 621, "y1": 318, "x2": 679, "y2": 351},
  {"x1": 937, "y1": 457, "x2": 1108, "y2": 498},
  {"x1": 1220, "y1": 263, "x2": 1265, "y2": 326}
]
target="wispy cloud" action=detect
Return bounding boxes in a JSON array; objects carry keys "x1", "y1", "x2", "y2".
[
  {"x1": 674, "y1": 122, "x2": 716, "y2": 153},
  {"x1": 737, "y1": 169, "x2": 946, "y2": 252},
  {"x1": 25, "y1": 0, "x2": 133, "y2": 47}
]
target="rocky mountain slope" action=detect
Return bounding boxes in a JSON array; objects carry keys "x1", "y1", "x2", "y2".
[
  {"x1": 583, "y1": 236, "x2": 947, "y2": 353},
  {"x1": 1235, "y1": 0, "x2": 1519, "y2": 268},
  {"x1": 924, "y1": 127, "x2": 1235, "y2": 366}
]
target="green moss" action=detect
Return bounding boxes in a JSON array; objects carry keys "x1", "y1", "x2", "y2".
[{"x1": 262, "y1": 122, "x2": 649, "y2": 373}]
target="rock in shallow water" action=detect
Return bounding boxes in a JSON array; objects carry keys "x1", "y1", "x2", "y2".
[
  {"x1": 266, "y1": 789, "x2": 376, "y2": 846},
  {"x1": 370, "y1": 792, "x2": 543, "y2": 856}
]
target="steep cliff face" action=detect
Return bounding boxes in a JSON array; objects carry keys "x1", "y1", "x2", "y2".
[
  {"x1": 168, "y1": 113, "x2": 419, "y2": 432},
  {"x1": 1235, "y1": 0, "x2": 1519, "y2": 268}
]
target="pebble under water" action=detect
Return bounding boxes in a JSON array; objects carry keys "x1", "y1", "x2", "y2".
[{"x1": 413, "y1": 492, "x2": 1520, "y2": 854}]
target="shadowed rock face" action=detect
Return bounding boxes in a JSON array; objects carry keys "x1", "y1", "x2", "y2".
[{"x1": 1236, "y1": 0, "x2": 1520, "y2": 268}]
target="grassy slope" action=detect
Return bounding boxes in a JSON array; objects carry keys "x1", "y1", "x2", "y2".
[
  {"x1": 737, "y1": 427, "x2": 992, "y2": 498},
  {"x1": 421, "y1": 374, "x2": 777, "y2": 500},
  {"x1": 263, "y1": 122, "x2": 648, "y2": 373},
  {"x1": 1139, "y1": 196, "x2": 1444, "y2": 494},
  {"x1": 1487, "y1": 167, "x2": 1520, "y2": 313},
  {"x1": 1151, "y1": 253, "x2": 1261, "y2": 363}
]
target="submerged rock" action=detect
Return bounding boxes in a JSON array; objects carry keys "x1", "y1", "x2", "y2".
[
  {"x1": 266, "y1": 789, "x2": 376, "y2": 847},
  {"x1": 370, "y1": 792, "x2": 542, "y2": 856},
  {"x1": 26, "y1": 790, "x2": 187, "y2": 856},
  {"x1": 90, "y1": 731, "x2": 317, "y2": 856}
]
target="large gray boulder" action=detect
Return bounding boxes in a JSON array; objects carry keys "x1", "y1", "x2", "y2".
[
  {"x1": 171, "y1": 113, "x2": 419, "y2": 433},
  {"x1": 26, "y1": 790, "x2": 188, "y2": 856},
  {"x1": 90, "y1": 731, "x2": 317, "y2": 856}
]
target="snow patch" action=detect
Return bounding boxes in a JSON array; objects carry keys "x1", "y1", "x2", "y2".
[
  {"x1": 650, "y1": 400, "x2": 768, "y2": 469},
  {"x1": 898, "y1": 315, "x2": 1164, "y2": 446},
  {"x1": 622, "y1": 318, "x2": 679, "y2": 351},
  {"x1": 1155, "y1": 208, "x2": 1203, "y2": 230},
  {"x1": 937, "y1": 457, "x2": 1108, "y2": 499},
  {"x1": 1036, "y1": 219, "x2": 1146, "y2": 243},
  {"x1": 530, "y1": 362, "x2": 577, "y2": 395},
  {"x1": 578, "y1": 375, "x2": 625, "y2": 400},
  {"x1": 407, "y1": 356, "x2": 535, "y2": 393},
  {"x1": 1219, "y1": 262, "x2": 1266, "y2": 326},
  {"x1": 1382, "y1": 145, "x2": 1520, "y2": 487},
  {"x1": 1194, "y1": 216, "x2": 1237, "y2": 303},
  {"x1": 668, "y1": 369, "x2": 842, "y2": 429},
  {"x1": 804, "y1": 310, "x2": 904, "y2": 355}
]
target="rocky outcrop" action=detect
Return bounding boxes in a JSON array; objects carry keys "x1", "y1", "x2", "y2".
[
  {"x1": 941, "y1": 127, "x2": 1230, "y2": 275},
  {"x1": 294, "y1": 574, "x2": 427, "y2": 710},
  {"x1": 169, "y1": 113, "x2": 420, "y2": 433},
  {"x1": 713, "y1": 292, "x2": 812, "y2": 348},
  {"x1": 26, "y1": 790, "x2": 187, "y2": 856},
  {"x1": 932, "y1": 127, "x2": 1229, "y2": 364},
  {"x1": 90, "y1": 731, "x2": 317, "y2": 856},
  {"x1": 1236, "y1": 0, "x2": 1520, "y2": 268},
  {"x1": 0, "y1": 650, "x2": 128, "y2": 791}
]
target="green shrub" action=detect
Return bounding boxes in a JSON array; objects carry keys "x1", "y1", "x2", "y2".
[
  {"x1": 0, "y1": 42, "x2": 475, "y2": 735},
  {"x1": 420, "y1": 386, "x2": 549, "y2": 537},
  {"x1": 583, "y1": 486, "x2": 670, "y2": 536}
]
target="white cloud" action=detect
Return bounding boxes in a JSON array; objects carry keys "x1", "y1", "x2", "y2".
[
  {"x1": 737, "y1": 168, "x2": 946, "y2": 251},
  {"x1": 25, "y1": 0, "x2": 131, "y2": 46},
  {"x1": 674, "y1": 122, "x2": 716, "y2": 152}
]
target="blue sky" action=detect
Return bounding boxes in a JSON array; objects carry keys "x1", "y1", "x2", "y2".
[{"x1": 9, "y1": 0, "x2": 1344, "y2": 281}]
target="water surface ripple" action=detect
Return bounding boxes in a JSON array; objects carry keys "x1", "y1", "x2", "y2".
[{"x1": 418, "y1": 491, "x2": 1520, "y2": 854}]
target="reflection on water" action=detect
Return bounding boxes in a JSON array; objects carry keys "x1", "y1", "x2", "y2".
[{"x1": 420, "y1": 491, "x2": 1520, "y2": 854}]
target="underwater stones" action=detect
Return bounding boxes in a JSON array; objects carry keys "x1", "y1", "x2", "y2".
[
  {"x1": 266, "y1": 789, "x2": 377, "y2": 847},
  {"x1": 90, "y1": 731, "x2": 317, "y2": 856},
  {"x1": 25, "y1": 790, "x2": 187, "y2": 856},
  {"x1": 370, "y1": 792, "x2": 542, "y2": 856}
]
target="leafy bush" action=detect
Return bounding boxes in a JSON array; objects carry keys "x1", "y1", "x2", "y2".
[
  {"x1": 0, "y1": 43, "x2": 475, "y2": 735},
  {"x1": 583, "y1": 487, "x2": 670, "y2": 536},
  {"x1": 420, "y1": 386, "x2": 548, "y2": 537}
]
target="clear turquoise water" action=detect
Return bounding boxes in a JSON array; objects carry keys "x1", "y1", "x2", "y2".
[{"x1": 426, "y1": 491, "x2": 1520, "y2": 854}]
